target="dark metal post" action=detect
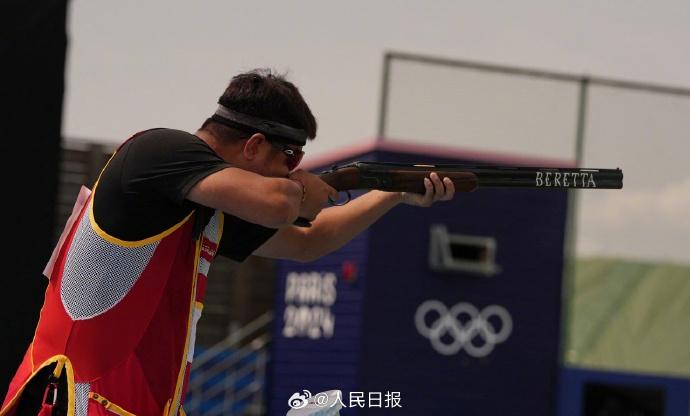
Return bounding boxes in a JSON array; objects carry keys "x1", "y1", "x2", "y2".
[
  {"x1": 573, "y1": 77, "x2": 589, "y2": 167},
  {"x1": 561, "y1": 76, "x2": 589, "y2": 363},
  {"x1": 377, "y1": 52, "x2": 392, "y2": 141}
]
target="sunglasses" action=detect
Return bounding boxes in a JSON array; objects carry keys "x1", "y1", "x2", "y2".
[{"x1": 268, "y1": 139, "x2": 304, "y2": 170}]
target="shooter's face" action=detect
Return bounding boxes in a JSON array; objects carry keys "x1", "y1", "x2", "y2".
[
  {"x1": 247, "y1": 136, "x2": 307, "y2": 178},
  {"x1": 254, "y1": 141, "x2": 292, "y2": 178},
  {"x1": 266, "y1": 140, "x2": 304, "y2": 172}
]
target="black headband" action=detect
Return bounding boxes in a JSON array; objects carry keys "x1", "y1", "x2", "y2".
[{"x1": 210, "y1": 105, "x2": 308, "y2": 146}]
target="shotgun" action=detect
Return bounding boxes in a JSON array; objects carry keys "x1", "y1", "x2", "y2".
[{"x1": 293, "y1": 161, "x2": 623, "y2": 226}]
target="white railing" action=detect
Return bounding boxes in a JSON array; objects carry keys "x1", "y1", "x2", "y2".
[{"x1": 184, "y1": 312, "x2": 274, "y2": 416}]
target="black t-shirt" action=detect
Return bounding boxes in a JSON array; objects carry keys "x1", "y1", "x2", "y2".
[{"x1": 92, "y1": 128, "x2": 278, "y2": 261}]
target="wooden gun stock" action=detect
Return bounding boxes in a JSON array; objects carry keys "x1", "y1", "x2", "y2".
[{"x1": 318, "y1": 165, "x2": 479, "y2": 194}]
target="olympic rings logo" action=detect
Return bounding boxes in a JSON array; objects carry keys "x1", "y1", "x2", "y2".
[{"x1": 414, "y1": 300, "x2": 513, "y2": 357}]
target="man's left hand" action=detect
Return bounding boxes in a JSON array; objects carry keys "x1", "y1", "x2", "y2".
[{"x1": 400, "y1": 172, "x2": 455, "y2": 207}]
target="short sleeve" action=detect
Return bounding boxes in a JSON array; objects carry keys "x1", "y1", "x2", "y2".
[
  {"x1": 217, "y1": 213, "x2": 278, "y2": 262},
  {"x1": 121, "y1": 129, "x2": 231, "y2": 205}
]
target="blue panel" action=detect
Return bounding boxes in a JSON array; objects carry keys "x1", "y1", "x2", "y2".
[
  {"x1": 268, "y1": 219, "x2": 372, "y2": 414},
  {"x1": 268, "y1": 153, "x2": 379, "y2": 415},
  {"x1": 360, "y1": 150, "x2": 567, "y2": 415}
]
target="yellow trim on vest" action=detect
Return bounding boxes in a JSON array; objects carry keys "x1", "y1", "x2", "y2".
[
  {"x1": 52, "y1": 359, "x2": 65, "y2": 379},
  {"x1": 168, "y1": 210, "x2": 222, "y2": 415},
  {"x1": 89, "y1": 392, "x2": 136, "y2": 416},
  {"x1": 0, "y1": 355, "x2": 76, "y2": 416},
  {"x1": 168, "y1": 213, "x2": 221, "y2": 414},
  {"x1": 88, "y1": 201, "x2": 194, "y2": 248},
  {"x1": 168, "y1": 238, "x2": 202, "y2": 416}
]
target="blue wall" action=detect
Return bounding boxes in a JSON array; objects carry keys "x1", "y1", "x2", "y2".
[{"x1": 360, "y1": 150, "x2": 567, "y2": 415}]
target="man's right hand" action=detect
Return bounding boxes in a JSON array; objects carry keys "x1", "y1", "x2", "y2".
[{"x1": 289, "y1": 169, "x2": 338, "y2": 222}]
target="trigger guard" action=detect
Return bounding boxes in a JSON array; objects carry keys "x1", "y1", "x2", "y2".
[{"x1": 329, "y1": 191, "x2": 351, "y2": 206}]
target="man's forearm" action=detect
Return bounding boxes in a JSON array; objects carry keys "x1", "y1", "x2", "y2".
[{"x1": 299, "y1": 190, "x2": 402, "y2": 261}]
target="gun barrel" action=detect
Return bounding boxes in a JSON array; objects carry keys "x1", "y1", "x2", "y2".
[
  {"x1": 351, "y1": 162, "x2": 623, "y2": 190},
  {"x1": 470, "y1": 166, "x2": 623, "y2": 189}
]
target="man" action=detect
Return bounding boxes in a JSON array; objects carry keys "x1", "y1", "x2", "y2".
[{"x1": 1, "y1": 70, "x2": 455, "y2": 415}]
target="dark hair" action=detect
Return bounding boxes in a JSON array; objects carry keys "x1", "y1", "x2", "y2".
[{"x1": 200, "y1": 69, "x2": 317, "y2": 142}]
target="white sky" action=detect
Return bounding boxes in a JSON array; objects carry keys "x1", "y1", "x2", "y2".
[{"x1": 64, "y1": 0, "x2": 690, "y2": 264}]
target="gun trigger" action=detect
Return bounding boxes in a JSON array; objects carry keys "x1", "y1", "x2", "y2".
[{"x1": 329, "y1": 191, "x2": 351, "y2": 206}]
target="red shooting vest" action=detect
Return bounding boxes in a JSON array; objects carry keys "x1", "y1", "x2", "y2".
[{"x1": 2, "y1": 163, "x2": 223, "y2": 415}]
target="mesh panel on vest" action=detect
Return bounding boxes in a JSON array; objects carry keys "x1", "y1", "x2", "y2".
[
  {"x1": 198, "y1": 257, "x2": 211, "y2": 278},
  {"x1": 203, "y1": 210, "x2": 221, "y2": 243},
  {"x1": 60, "y1": 204, "x2": 158, "y2": 320},
  {"x1": 74, "y1": 383, "x2": 90, "y2": 416}
]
